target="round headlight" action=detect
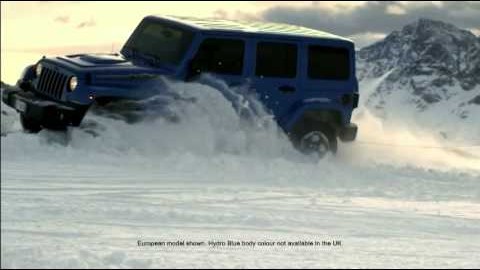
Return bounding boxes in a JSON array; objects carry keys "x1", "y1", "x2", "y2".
[
  {"x1": 69, "y1": 76, "x2": 78, "y2": 91},
  {"x1": 35, "y1": 63, "x2": 43, "y2": 77}
]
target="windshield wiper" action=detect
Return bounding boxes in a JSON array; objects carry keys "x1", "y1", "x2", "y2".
[
  {"x1": 122, "y1": 46, "x2": 136, "y2": 59},
  {"x1": 122, "y1": 47, "x2": 171, "y2": 69},
  {"x1": 123, "y1": 48, "x2": 155, "y2": 66},
  {"x1": 143, "y1": 53, "x2": 164, "y2": 67}
]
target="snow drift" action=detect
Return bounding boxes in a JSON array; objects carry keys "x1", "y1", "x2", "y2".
[{"x1": 2, "y1": 75, "x2": 480, "y2": 268}]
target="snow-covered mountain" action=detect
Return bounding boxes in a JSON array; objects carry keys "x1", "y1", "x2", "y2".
[{"x1": 357, "y1": 18, "x2": 480, "y2": 142}]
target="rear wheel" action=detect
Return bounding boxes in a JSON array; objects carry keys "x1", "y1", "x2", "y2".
[
  {"x1": 291, "y1": 124, "x2": 337, "y2": 158},
  {"x1": 20, "y1": 114, "x2": 42, "y2": 133}
]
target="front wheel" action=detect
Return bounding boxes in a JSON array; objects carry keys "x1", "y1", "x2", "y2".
[{"x1": 20, "y1": 114, "x2": 42, "y2": 133}]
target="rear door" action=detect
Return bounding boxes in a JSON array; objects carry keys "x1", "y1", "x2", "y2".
[
  {"x1": 250, "y1": 40, "x2": 303, "y2": 122},
  {"x1": 301, "y1": 42, "x2": 355, "y2": 124}
]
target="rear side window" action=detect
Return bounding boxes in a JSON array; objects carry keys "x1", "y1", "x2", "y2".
[
  {"x1": 308, "y1": 46, "x2": 350, "y2": 80},
  {"x1": 192, "y1": 38, "x2": 245, "y2": 75},
  {"x1": 256, "y1": 42, "x2": 297, "y2": 78}
]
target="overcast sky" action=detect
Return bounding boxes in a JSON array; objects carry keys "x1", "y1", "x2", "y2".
[
  {"x1": 266, "y1": 2, "x2": 480, "y2": 47},
  {"x1": 1, "y1": 1, "x2": 479, "y2": 52}
]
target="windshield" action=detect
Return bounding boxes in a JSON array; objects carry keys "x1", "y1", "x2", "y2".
[{"x1": 124, "y1": 20, "x2": 194, "y2": 66}]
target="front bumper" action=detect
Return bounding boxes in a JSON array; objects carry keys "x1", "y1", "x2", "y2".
[
  {"x1": 2, "y1": 86, "x2": 85, "y2": 126},
  {"x1": 338, "y1": 123, "x2": 357, "y2": 142}
]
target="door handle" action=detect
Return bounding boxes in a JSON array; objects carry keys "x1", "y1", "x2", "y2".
[{"x1": 279, "y1": 85, "x2": 296, "y2": 93}]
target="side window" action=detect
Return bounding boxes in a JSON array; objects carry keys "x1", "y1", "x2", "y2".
[
  {"x1": 308, "y1": 46, "x2": 350, "y2": 80},
  {"x1": 255, "y1": 42, "x2": 297, "y2": 78},
  {"x1": 191, "y1": 38, "x2": 244, "y2": 75}
]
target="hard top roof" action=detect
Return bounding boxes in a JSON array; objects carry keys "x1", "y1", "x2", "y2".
[{"x1": 149, "y1": 15, "x2": 352, "y2": 42}]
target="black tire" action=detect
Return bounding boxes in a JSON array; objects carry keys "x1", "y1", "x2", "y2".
[
  {"x1": 291, "y1": 123, "x2": 337, "y2": 158},
  {"x1": 20, "y1": 114, "x2": 42, "y2": 133}
]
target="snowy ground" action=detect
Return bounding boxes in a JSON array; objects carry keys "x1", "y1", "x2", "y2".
[{"x1": 1, "y1": 80, "x2": 480, "y2": 268}]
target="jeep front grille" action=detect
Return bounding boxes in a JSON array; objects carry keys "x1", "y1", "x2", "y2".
[{"x1": 36, "y1": 67, "x2": 68, "y2": 100}]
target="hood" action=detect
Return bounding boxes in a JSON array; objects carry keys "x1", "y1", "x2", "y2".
[
  {"x1": 60, "y1": 53, "x2": 130, "y2": 67},
  {"x1": 43, "y1": 53, "x2": 175, "y2": 76}
]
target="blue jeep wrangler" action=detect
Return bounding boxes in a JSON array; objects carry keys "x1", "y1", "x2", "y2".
[{"x1": 2, "y1": 15, "x2": 358, "y2": 156}]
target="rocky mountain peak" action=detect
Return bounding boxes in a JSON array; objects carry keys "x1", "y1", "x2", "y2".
[
  {"x1": 356, "y1": 18, "x2": 480, "y2": 135},
  {"x1": 357, "y1": 18, "x2": 480, "y2": 91},
  {"x1": 357, "y1": 19, "x2": 480, "y2": 102}
]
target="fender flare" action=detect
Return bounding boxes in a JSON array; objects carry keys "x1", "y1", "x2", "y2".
[{"x1": 281, "y1": 101, "x2": 344, "y2": 133}]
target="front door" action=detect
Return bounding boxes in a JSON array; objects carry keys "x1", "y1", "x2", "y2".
[{"x1": 187, "y1": 36, "x2": 246, "y2": 86}]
